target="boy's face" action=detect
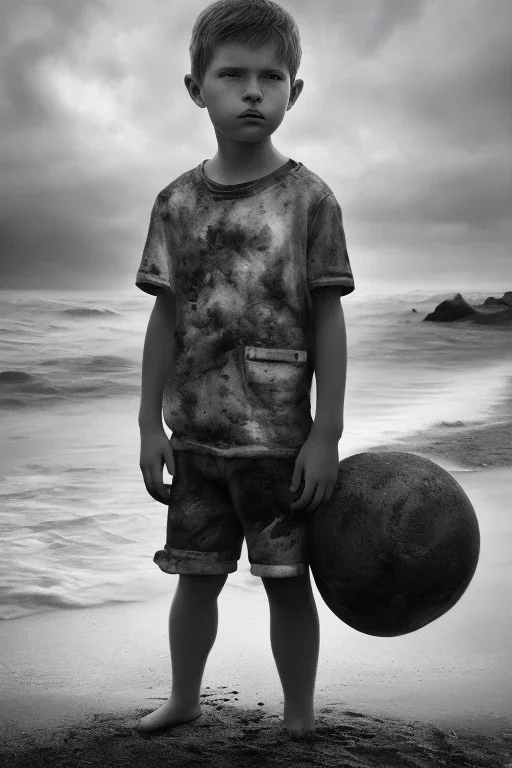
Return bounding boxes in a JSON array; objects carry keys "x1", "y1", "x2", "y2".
[{"x1": 186, "y1": 41, "x2": 303, "y2": 143}]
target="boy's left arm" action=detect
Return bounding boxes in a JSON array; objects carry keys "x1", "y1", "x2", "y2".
[{"x1": 290, "y1": 286, "x2": 346, "y2": 513}]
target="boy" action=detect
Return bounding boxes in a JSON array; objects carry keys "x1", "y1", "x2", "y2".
[{"x1": 135, "y1": 0, "x2": 354, "y2": 735}]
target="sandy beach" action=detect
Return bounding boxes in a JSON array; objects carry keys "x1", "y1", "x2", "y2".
[{"x1": 1, "y1": 416, "x2": 512, "y2": 767}]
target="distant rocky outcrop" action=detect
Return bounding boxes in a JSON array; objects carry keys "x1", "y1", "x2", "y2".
[
  {"x1": 423, "y1": 292, "x2": 512, "y2": 325},
  {"x1": 482, "y1": 291, "x2": 512, "y2": 307},
  {"x1": 424, "y1": 293, "x2": 476, "y2": 322},
  {"x1": 472, "y1": 307, "x2": 512, "y2": 325}
]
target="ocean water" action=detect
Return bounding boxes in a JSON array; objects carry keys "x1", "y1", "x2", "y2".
[{"x1": 0, "y1": 288, "x2": 511, "y2": 621}]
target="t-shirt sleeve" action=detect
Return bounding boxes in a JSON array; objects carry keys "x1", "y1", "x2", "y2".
[
  {"x1": 307, "y1": 192, "x2": 355, "y2": 296},
  {"x1": 135, "y1": 194, "x2": 174, "y2": 296}
]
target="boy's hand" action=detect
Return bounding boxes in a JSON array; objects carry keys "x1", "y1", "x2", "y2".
[
  {"x1": 289, "y1": 431, "x2": 339, "y2": 514},
  {"x1": 139, "y1": 426, "x2": 176, "y2": 505}
]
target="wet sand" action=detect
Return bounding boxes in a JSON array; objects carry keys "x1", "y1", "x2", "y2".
[{"x1": 1, "y1": 703, "x2": 511, "y2": 768}]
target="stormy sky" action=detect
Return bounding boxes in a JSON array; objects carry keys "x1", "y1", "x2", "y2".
[{"x1": 0, "y1": 0, "x2": 510, "y2": 294}]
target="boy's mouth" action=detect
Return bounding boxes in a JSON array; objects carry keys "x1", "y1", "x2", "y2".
[{"x1": 239, "y1": 110, "x2": 264, "y2": 119}]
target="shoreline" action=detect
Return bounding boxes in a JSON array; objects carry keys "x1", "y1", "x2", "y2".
[{"x1": 368, "y1": 417, "x2": 512, "y2": 471}]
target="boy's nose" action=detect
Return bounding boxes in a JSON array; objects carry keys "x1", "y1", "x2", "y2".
[{"x1": 242, "y1": 81, "x2": 263, "y2": 96}]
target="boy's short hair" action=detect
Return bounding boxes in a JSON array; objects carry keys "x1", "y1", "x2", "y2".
[{"x1": 189, "y1": 0, "x2": 302, "y2": 88}]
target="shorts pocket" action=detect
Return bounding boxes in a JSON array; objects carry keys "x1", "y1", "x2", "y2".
[{"x1": 243, "y1": 346, "x2": 308, "y2": 404}]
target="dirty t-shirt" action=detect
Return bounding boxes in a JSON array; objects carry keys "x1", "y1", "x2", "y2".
[{"x1": 135, "y1": 158, "x2": 355, "y2": 458}]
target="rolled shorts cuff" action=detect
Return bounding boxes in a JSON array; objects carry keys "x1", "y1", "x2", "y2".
[
  {"x1": 250, "y1": 563, "x2": 305, "y2": 578},
  {"x1": 154, "y1": 546, "x2": 238, "y2": 575}
]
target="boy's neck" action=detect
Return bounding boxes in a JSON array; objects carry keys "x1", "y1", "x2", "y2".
[{"x1": 204, "y1": 146, "x2": 290, "y2": 185}]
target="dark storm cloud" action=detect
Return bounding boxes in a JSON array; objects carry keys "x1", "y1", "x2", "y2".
[
  {"x1": 1, "y1": 1, "x2": 101, "y2": 123},
  {"x1": 0, "y1": 0, "x2": 510, "y2": 291},
  {"x1": 351, "y1": 149, "x2": 510, "y2": 227},
  {"x1": 293, "y1": 0, "x2": 512, "y2": 286},
  {"x1": 0, "y1": 0, "x2": 111, "y2": 288},
  {"x1": 392, "y1": 44, "x2": 512, "y2": 150}
]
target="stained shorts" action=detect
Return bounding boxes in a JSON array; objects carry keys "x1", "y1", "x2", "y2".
[{"x1": 153, "y1": 449, "x2": 309, "y2": 578}]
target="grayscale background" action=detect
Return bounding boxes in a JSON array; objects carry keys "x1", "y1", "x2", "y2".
[{"x1": 0, "y1": 0, "x2": 511, "y2": 742}]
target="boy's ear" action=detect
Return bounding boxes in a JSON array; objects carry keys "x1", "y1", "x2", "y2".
[
  {"x1": 184, "y1": 74, "x2": 205, "y2": 108},
  {"x1": 288, "y1": 79, "x2": 304, "y2": 110}
]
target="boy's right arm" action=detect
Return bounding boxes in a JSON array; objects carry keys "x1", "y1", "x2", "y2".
[{"x1": 138, "y1": 289, "x2": 177, "y2": 504}]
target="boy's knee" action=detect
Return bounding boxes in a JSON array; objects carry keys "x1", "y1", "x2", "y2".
[
  {"x1": 261, "y1": 570, "x2": 311, "y2": 593},
  {"x1": 179, "y1": 572, "x2": 228, "y2": 598}
]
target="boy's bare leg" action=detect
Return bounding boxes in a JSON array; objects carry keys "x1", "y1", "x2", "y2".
[
  {"x1": 261, "y1": 569, "x2": 320, "y2": 732},
  {"x1": 137, "y1": 573, "x2": 228, "y2": 732}
]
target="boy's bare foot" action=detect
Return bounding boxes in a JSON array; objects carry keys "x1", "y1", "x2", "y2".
[
  {"x1": 136, "y1": 699, "x2": 202, "y2": 733},
  {"x1": 281, "y1": 712, "x2": 315, "y2": 733}
]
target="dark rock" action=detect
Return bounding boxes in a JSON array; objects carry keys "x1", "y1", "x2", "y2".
[
  {"x1": 423, "y1": 293, "x2": 476, "y2": 322},
  {"x1": 412, "y1": 308, "x2": 418, "y2": 313},
  {"x1": 472, "y1": 307, "x2": 512, "y2": 325},
  {"x1": 423, "y1": 291, "x2": 512, "y2": 326},
  {"x1": 481, "y1": 291, "x2": 512, "y2": 307}
]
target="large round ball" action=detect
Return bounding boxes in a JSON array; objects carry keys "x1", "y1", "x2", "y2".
[{"x1": 307, "y1": 452, "x2": 480, "y2": 636}]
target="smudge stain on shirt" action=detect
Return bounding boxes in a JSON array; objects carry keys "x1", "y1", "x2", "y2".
[{"x1": 136, "y1": 158, "x2": 355, "y2": 458}]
